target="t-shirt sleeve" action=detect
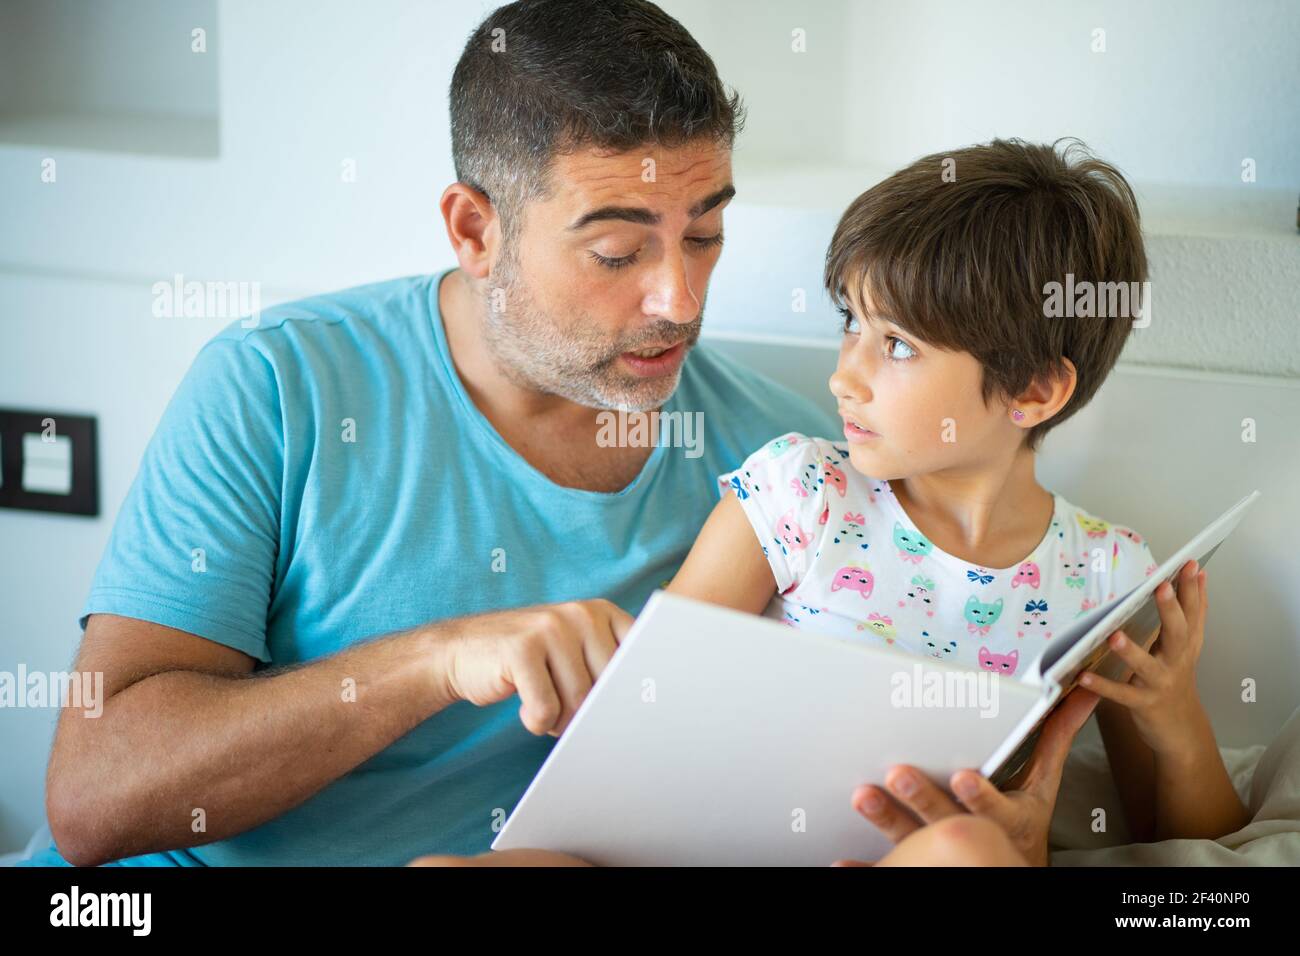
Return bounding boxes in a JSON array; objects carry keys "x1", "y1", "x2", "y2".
[
  {"x1": 715, "y1": 432, "x2": 834, "y2": 594},
  {"x1": 80, "y1": 336, "x2": 284, "y2": 662}
]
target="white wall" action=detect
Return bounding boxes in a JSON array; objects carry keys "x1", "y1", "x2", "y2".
[
  {"x1": 663, "y1": 0, "x2": 1300, "y2": 373},
  {"x1": 1, "y1": 0, "x2": 1297, "y2": 853}
]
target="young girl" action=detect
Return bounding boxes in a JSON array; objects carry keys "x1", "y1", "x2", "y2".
[{"x1": 668, "y1": 139, "x2": 1252, "y2": 852}]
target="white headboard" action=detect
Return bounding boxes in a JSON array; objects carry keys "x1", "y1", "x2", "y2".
[{"x1": 704, "y1": 331, "x2": 1300, "y2": 749}]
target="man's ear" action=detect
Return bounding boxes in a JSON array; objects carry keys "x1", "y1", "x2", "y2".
[{"x1": 439, "y1": 182, "x2": 500, "y2": 280}]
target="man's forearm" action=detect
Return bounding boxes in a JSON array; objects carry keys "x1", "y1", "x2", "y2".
[{"x1": 50, "y1": 624, "x2": 456, "y2": 865}]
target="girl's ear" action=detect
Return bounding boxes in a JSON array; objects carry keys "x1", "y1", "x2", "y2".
[{"x1": 1012, "y1": 357, "x2": 1077, "y2": 428}]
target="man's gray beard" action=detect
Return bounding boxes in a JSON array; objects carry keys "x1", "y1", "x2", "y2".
[{"x1": 481, "y1": 247, "x2": 702, "y2": 413}]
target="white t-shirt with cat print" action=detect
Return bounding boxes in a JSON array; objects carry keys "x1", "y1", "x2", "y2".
[{"x1": 716, "y1": 431, "x2": 1159, "y2": 682}]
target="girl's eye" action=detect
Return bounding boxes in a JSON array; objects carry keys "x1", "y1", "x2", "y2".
[
  {"x1": 837, "y1": 307, "x2": 859, "y2": 334},
  {"x1": 588, "y1": 250, "x2": 639, "y2": 270},
  {"x1": 885, "y1": 336, "x2": 917, "y2": 362}
]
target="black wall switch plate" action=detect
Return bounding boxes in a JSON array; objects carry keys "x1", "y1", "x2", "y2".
[{"x1": 0, "y1": 408, "x2": 99, "y2": 517}]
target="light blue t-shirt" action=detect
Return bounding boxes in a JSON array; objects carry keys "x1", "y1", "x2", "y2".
[{"x1": 23, "y1": 269, "x2": 837, "y2": 866}]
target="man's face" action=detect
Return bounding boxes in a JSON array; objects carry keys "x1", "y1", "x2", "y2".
[
  {"x1": 829, "y1": 282, "x2": 1014, "y2": 481},
  {"x1": 484, "y1": 140, "x2": 733, "y2": 412}
]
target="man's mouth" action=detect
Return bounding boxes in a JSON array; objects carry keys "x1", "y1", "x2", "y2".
[{"x1": 619, "y1": 340, "x2": 688, "y2": 376}]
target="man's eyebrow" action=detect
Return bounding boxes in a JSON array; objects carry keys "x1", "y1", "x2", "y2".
[
  {"x1": 566, "y1": 184, "x2": 736, "y2": 232},
  {"x1": 688, "y1": 184, "x2": 736, "y2": 219}
]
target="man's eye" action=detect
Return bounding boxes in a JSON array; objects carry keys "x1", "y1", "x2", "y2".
[
  {"x1": 686, "y1": 233, "x2": 724, "y2": 251},
  {"x1": 588, "y1": 250, "x2": 640, "y2": 270}
]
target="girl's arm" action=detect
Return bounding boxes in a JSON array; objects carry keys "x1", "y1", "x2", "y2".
[
  {"x1": 667, "y1": 491, "x2": 778, "y2": 616},
  {"x1": 1099, "y1": 693, "x2": 1250, "y2": 842}
]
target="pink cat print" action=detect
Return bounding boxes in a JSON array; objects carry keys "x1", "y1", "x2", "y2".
[
  {"x1": 775, "y1": 510, "x2": 813, "y2": 554},
  {"x1": 978, "y1": 646, "x2": 1019, "y2": 676},
  {"x1": 830, "y1": 565, "x2": 874, "y2": 599},
  {"x1": 1011, "y1": 561, "x2": 1041, "y2": 589}
]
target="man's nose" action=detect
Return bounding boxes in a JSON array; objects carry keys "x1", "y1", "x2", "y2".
[{"x1": 643, "y1": 251, "x2": 701, "y2": 325}]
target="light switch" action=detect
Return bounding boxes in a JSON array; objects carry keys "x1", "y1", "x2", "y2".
[
  {"x1": 0, "y1": 408, "x2": 98, "y2": 516},
  {"x1": 22, "y1": 432, "x2": 74, "y2": 494}
]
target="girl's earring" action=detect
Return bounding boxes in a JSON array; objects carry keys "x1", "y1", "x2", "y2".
[{"x1": 1011, "y1": 409, "x2": 1026, "y2": 422}]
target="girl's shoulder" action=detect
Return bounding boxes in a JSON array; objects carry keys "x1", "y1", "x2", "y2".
[
  {"x1": 719, "y1": 431, "x2": 891, "y2": 506},
  {"x1": 1050, "y1": 494, "x2": 1159, "y2": 595}
]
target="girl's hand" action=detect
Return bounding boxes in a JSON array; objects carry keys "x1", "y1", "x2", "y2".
[
  {"x1": 1078, "y1": 559, "x2": 1208, "y2": 760},
  {"x1": 837, "y1": 686, "x2": 1100, "y2": 867}
]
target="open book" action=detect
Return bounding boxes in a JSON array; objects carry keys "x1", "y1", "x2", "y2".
[{"x1": 494, "y1": 490, "x2": 1260, "y2": 865}]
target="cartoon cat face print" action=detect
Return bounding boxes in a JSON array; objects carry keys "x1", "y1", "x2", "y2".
[
  {"x1": 1076, "y1": 513, "x2": 1110, "y2": 538},
  {"x1": 820, "y1": 456, "x2": 848, "y2": 497},
  {"x1": 893, "y1": 522, "x2": 933, "y2": 564},
  {"x1": 1061, "y1": 551, "x2": 1087, "y2": 589},
  {"x1": 774, "y1": 510, "x2": 813, "y2": 555},
  {"x1": 830, "y1": 564, "x2": 874, "y2": 599},
  {"x1": 898, "y1": 575, "x2": 936, "y2": 616},
  {"x1": 1017, "y1": 599, "x2": 1052, "y2": 639},
  {"x1": 1011, "y1": 561, "x2": 1041, "y2": 588},
  {"x1": 857, "y1": 612, "x2": 897, "y2": 643},
  {"x1": 923, "y1": 633, "x2": 958, "y2": 661},
  {"x1": 979, "y1": 646, "x2": 1019, "y2": 675},
  {"x1": 964, "y1": 595, "x2": 1004, "y2": 635},
  {"x1": 766, "y1": 434, "x2": 801, "y2": 458},
  {"x1": 833, "y1": 512, "x2": 868, "y2": 549}
]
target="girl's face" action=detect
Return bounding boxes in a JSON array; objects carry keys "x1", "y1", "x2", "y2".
[{"x1": 827, "y1": 286, "x2": 1019, "y2": 481}]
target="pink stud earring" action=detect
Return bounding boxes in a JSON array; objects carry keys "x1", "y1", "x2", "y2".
[{"x1": 1011, "y1": 409, "x2": 1026, "y2": 422}]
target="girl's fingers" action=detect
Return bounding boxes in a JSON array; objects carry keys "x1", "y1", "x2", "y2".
[
  {"x1": 1175, "y1": 560, "x2": 1201, "y2": 628},
  {"x1": 1104, "y1": 629, "x2": 1164, "y2": 686},
  {"x1": 851, "y1": 784, "x2": 923, "y2": 845},
  {"x1": 1197, "y1": 571, "x2": 1209, "y2": 651},
  {"x1": 1152, "y1": 577, "x2": 1188, "y2": 658},
  {"x1": 1078, "y1": 668, "x2": 1147, "y2": 709}
]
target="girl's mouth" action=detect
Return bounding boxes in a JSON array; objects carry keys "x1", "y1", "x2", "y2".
[{"x1": 842, "y1": 418, "x2": 880, "y2": 443}]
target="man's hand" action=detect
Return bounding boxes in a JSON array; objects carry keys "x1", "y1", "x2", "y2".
[
  {"x1": 437, "y1": 599, "x2": 634, "y2": 736},
  {"x1": 838, "y1": 686, "x2": 1101, "y2": 867}
]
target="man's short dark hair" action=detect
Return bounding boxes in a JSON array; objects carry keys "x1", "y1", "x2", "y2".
[{"x1": 450, "y1": 0, "x2": 745, "y2": 240}]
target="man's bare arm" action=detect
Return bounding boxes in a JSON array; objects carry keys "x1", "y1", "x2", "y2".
[
  {"x1": 46, "y1": 613, "x2": 455, "y2": 866},
  {"x1": 47, "y1": 599, "x2": 631, "y2": 866}
]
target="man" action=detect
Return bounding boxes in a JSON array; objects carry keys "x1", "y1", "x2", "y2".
[{"x1": 25, "y1": 0, "x2": 839, "y2": 866}]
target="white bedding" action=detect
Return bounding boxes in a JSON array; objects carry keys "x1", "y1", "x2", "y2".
[{"x1": 1049, "y1": 705, "x2": 1300, "y2": 865}]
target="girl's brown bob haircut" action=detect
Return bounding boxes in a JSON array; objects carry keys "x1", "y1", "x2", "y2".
[{"x1": 824, "y1": 138, "x2": 1149, "y2": 451}]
